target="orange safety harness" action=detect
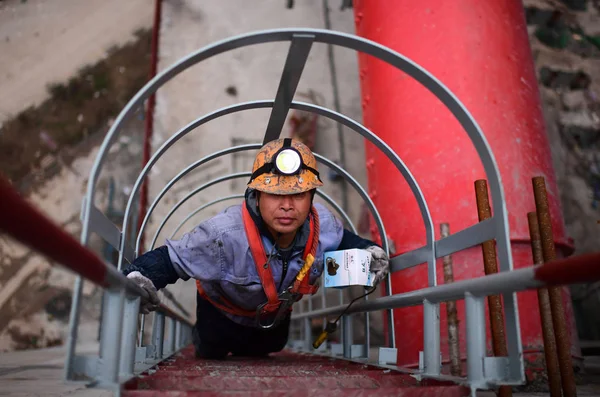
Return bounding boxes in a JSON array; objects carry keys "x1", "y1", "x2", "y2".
[{"x1": 196, "y1": 202, "x2": 320, "y2": 327}]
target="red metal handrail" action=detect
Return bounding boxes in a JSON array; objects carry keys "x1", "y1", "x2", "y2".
[
  {"x1": 534, "y1": 251, "x2": 600, "y2": 286},
  {"x1": 0, "y1": 175, "x2": 108, "y2": 286}
]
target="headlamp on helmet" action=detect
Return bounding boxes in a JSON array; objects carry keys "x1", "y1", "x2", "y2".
[
  {"x1": 274, "y1": 148, "x2": 302, "y2": 175},
  {"x1": 248, "y1": 138, "x2": 321, "y2": 183}
]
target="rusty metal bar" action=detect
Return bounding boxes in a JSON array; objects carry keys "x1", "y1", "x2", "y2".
[
  {"x1": 474, "y1": 179, "x2": 512, "y2": 397},
  {"x1": 527, "y1": 212, "x2": 562, "y2": 397},
  {"x1": 440, "y1": 223, "x2": 461, "y2": 376},
  {"x1": 532, "y1": 176, "x2": 577, "y2": 397}
]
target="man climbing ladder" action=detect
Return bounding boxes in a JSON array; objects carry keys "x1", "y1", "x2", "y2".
[{"x1": 124, "y1": 138, "x2": 390, "y2": 359}]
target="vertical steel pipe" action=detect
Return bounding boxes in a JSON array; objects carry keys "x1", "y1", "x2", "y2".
[
  {"x1": 532, "y1": 176, "x2": 577, "y2": 397},
  {"x1": 175, "y1": 320, "x2": 182, "y2": 350},
  {"x1": 475, "y1": 179, "x2": 512, "y2": 397},
  {"x1": 423, "y1": 300, "x2": 441, "y2": 375},
  {"x1": 354, "y1": 0, "x2": 575, "y2": 373},
  {"x1": 441, "y1": 223, "x2": 461, "y2": 376},
  {"x1": 137, "y1": 0, "x2": 163, "y2": 251},
  {"x1": 465, "y1": 293, "x2": 486, "y2": 387},
  {"x1": 305, "y1": 297, "x2": 313, "y2": 351},
  {"x1": 152, "y1": 313, "x2": 165, "y2": 359},
  {"x1": 528, "y1": 212, "x2": 562, "y2": 397},
  {"x1": 304, "y1": 318, "x2": 312, "y2": 351},
  {"x1": 168, "y1": 317, "x2": 176, "y2": 355},
  {"x1": 138, "y1": 314, "x2": 146, "y2": 347},
  {"x1": 119, "y1": 296, "x2": 140, "y2": 377},
  {"x1": 342, "y1": 314, "x2": 353, "y2": 359},
  {"x1": 98, "y1": 289, "x2": 125, "y2": 384}
]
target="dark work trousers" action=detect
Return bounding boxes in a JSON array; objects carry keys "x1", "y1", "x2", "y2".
[{"x1": 192, "y1": 292, "x2": 291, "y2": 359}]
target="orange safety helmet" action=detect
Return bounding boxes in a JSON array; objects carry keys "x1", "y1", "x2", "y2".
[{"x1": 247, "y1": 138, "x2": 323, "y2": 195}]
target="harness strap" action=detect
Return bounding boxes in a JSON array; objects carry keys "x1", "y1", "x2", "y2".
[
  {"x1": 242, "y1": 201, "x2": 281, "y2": 312},
  {"x1": 196, "y1": 202, "x2": 320, "y2": 318},
  {"x1": 294, "y1": 207, "x2": 320, "y2": 295}
]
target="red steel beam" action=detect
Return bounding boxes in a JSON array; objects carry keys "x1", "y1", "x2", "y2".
[{"x1": 137, "y1": 0, "x2": 162, "y2": 252}]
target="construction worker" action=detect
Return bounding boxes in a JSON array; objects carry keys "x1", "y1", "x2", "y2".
[{"x1": 123, "y1": 138, "x2": 389, "y2": 359}]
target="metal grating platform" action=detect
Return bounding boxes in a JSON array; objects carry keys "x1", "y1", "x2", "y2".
[{"x1": 122, "y1": 345, "x2": 469, "y2": 396}]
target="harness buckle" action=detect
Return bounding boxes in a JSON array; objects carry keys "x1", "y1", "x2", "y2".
[{"x1": 255, "y1": 289, "x2": 300, "y2": 329}]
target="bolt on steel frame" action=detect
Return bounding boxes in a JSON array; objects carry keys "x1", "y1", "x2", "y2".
[{"x1": 66, "y1": 29, "x2": 524, "y2": 395}]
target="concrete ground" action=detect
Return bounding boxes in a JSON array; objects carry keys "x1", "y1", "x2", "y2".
[{"x1": 0, "y1": 344, "x2": 111, "y2": 397}]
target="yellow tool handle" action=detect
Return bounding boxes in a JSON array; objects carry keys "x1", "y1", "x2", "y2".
[
  {"x1": 313, "y1": 321, "x2": 337, "y2": 349},
  {"x1": 295, "y1": 253, "x2": 314, "y2": 283},
  {"x1": 313, "y1": 330, "x2": 328, "y2": 349}
]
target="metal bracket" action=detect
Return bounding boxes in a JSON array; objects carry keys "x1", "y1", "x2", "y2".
[
  {"x1": 378, "y1": 347, "x2": 398, "y2": 365},
  {"x1": 350, "y1": 344, "x2": 366, "y2": 359},
  {"x1": 484, "y1": 356, "x2": 510, "y2": 382},
  {"x1": 135, "y1": 347, "x2": 148, "y2": 363},
  {"x1": 145, "y1": 345, "x2": 156, "y2": 360},
  {"x1": 331, "y1": 343, "x2": 343, "y2": 356}
]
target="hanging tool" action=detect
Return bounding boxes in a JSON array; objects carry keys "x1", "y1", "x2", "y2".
[{"x1": 313, "y1": 286, "x2": 378, "y2": 348}]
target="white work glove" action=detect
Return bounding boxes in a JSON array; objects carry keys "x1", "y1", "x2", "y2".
[
  {"x1": 127, "y1": 271, "x2": 160, "y2": 314},
  {"x1": 366, "y1": 245, "x2": 390, "y2": 286}
]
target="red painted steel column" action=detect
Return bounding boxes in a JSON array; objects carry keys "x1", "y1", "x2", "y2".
[
  {"x1": 354, "y1": 0, "x2": 580, "y2": 380},
  {"x1": 137, "y1": 0, "x2": 162, "y2": 251}
]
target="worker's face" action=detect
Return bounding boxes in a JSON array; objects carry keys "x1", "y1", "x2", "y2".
[{"x1": 258, "y1": 190, "x2": 312, "y2": 239}]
